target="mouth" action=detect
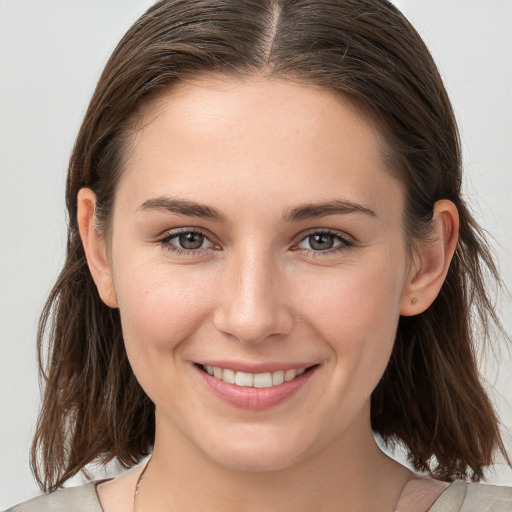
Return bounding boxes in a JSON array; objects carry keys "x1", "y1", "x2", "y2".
[
  {"x1": 200, "y1": 364, "x2": 308, "y2": 388},
  {"x1": 195, "y1": 363, "x2": 318, "y2": 409}
]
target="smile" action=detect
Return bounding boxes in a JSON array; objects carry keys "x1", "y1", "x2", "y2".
[
  {"x1": 202, "y1": 365, "x2": 306, "y2": 388},
  {"x1": 196, "y1": 363, "x2": 318, "y2": 410}
]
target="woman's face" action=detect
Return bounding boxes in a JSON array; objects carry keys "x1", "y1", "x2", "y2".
[{"x1": 102, "y1": 76, "x2": 415, "y2": 471}]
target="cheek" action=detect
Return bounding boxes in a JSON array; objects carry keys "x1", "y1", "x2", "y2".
[
  {"x1": 113, "y1": 259, "x2": 218, "y2": 404},
  {"x1": 113, "y1": 257, "x2": 215, "y2": 353},
  {"x1": 295, "y1": 250, "x2": 407, "y2": 370},
  {"x1": 300, "y1": 261, "x2": 404, "y2": 333}
]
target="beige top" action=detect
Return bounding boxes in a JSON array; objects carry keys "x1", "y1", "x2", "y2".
[
  {"x1": 428, "y1": 481, "x2": 512, "y2": 511},
  {"x1": 7, "y1": 480, "x2": 512, "y2": 511}
]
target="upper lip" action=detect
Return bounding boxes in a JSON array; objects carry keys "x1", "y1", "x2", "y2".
[{"x1": 195, "y1": 361, "x2": 318, "y2": 374}]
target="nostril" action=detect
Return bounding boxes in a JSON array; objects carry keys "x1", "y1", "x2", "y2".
[{"x1": 213, "y1": 304, "x2": 295, "y2": 345}]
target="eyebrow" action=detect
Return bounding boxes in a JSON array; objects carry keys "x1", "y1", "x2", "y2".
[
  {"x1": 137, "y1": 197, "x2": 226, "y2": 222},
  {"x1": 284, "y1": 199, "x2": 377, "y2": 221},
  {"x1": 137, "y1": 196, "x2": 376, "y2": 222}
]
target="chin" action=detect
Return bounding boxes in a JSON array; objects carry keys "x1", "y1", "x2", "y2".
[
  {"x1": 198, "y1": 429, "x2": 313, "y2": 473},
  {"x1": 211, "y1": 447, "x2": 302, "y2": 474}
]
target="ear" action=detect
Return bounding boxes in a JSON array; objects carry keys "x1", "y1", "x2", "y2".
[
  {"x1": 400, "y1": 199, "x2": 459, "y2": 316},
  {"x1": 77, "y1": 188, "x2": 118, "y2": 308}
]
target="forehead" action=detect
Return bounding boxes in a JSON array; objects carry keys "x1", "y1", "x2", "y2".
[
  {"x1": 119, "y1": 75, "x2": 403, "y2": 220},
  {"x1": 134, "y1": 75, "x2": 382, "y2": 156}
]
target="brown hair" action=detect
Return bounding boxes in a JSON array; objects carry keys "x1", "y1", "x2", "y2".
[{"x1": 32, "y1": 0, "x2": 508, "y2": 491}]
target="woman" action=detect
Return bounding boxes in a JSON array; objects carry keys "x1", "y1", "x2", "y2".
[{"x1": 7, "y1": 0, "x2": 512, "y2": 510}]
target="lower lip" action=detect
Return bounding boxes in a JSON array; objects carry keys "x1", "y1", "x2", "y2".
[{"x1": 196, "y1": 365, "x2": 318, "y2": 410}]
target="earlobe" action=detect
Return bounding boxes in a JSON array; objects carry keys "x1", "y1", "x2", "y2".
[
  {"x1": 400, "y1": 200, "x2": 459, "y2": 316},
  {"x1": 77, "y1": 188, "x2": 118, "y2": 308}
]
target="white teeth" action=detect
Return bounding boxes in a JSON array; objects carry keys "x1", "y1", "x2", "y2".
[
  {"x1": 203, "y1": 365, "x2": 307, "y2": 387},
  {"x1": 253, "y1": 372, "x2": 273, "y2": 388},
  {"x1": 235, "y1": 371, "x2": 253, "y2": 387},
  {"x1": 223, "y1": 368, "x2": 236, "y2": 384},
  {"x1": 272, "y1": 370, "x2": 284, "y2": 385},
  {"x1": 284, "y1": 369, "x2": 297, "y2": 382}
]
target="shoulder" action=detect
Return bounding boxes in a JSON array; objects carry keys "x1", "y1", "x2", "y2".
[
  {"x1": 463, "y1": 483, "x2": 512, "y2": 511},
  {"x1": 430, "y1": 481, "x2": 512, "y2": 512},
  {"x1": 5, "y1": 482, "x2": 104, "y2": 512}
]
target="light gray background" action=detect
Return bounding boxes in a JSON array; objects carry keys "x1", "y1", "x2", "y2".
[{"x1": 1, "y1": 0, "x2": 511, "y2": 508}]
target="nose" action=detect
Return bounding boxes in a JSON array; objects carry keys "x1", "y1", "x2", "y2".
[{"x1": 213, "y1": 250, "x2": 294, "y2": 345}]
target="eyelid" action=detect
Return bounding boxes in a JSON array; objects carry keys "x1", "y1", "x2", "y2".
[
  {"x1": 298, "y1": 228, "x2": 353, "y2": 242},
  {"x1": 155, "y1": 227, "x2": 354, "y2": 256},
  {"x1": 157, "y1": 227, "x2": 220, "y2": 254},
  {"x1": 293, "y1": 228, "x2": 354, "y2": 254}
]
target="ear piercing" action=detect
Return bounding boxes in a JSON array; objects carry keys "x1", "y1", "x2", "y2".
[{"x1": 411, "y1": 297, "x2": 418, "y2": 305}]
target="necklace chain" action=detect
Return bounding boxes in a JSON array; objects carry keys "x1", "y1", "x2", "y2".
[{"x1": 132, "y1": 457, "x2": 151, "y2": 512}]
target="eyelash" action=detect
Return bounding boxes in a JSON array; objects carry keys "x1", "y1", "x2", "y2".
[
  {"x1": 158, "y1": 228, "x2": 217, "y2": 256},
  {"x1": 296, "y1": 230, "x2": 354, "y2": 256},
  {"x1": 157, "y1": 228, "x2": 354, "y2": 256}
]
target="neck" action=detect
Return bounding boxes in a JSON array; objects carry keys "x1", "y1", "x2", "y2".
[{"x1": 140, "y1": 409, "x2": 412, "y2": 512}]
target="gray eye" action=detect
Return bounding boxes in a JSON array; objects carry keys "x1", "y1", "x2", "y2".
[
  {"x1": 308, "y1": 233, "x2": 335, "y2": 250},
  {"x1": 297, "y1": 232, "x2": 350, "y2": 252},
  {"x1": 175, "y1": 232, "x2": 207, "y2": 250}
]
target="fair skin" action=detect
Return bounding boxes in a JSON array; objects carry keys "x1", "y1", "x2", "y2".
[{"x1": 78, "y1": 76, "x2": 458, "y2": 511}]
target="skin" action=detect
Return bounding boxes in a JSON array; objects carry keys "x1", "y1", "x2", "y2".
[{"x1": 78, "y1": 76, "x2": 458, "y2": 511}]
